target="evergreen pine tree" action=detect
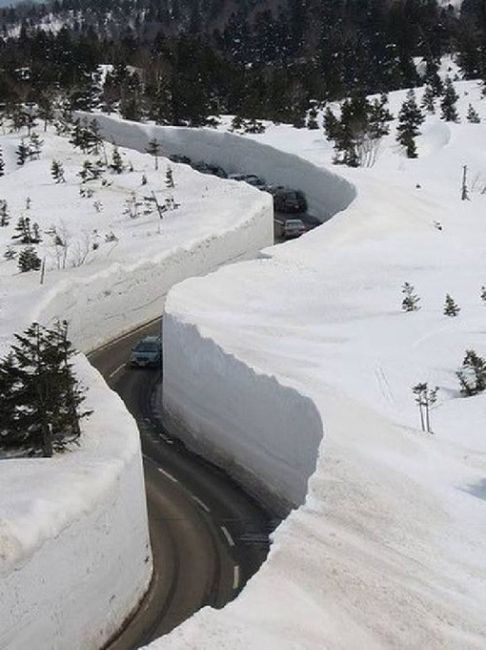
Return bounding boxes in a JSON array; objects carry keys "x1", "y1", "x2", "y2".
[
  {"x1": 29, "y1": 132, "x2": 44, "y2": 160},
  {"x1": 69, "y1": 119, "x2": 84, "y2": 150},
  {"x1": 323, "y1": 107, "x2": 340, "y2": 142},
  {"x1": 0, "y1": 146, "x2": 4, "y2": 176},
  {"x1": 18, "y1": 246, "x2": 41, "y2": 272},
  {"x1": 440, "y1": 78, "x2": 460, "y2": 122},
  {"x1": 306, "y1": 102, "x2": 320, "y2": 130},
  {"x1": 166, "y1": 165, "x2": 175, "y2": 189},
  {"x1": 230, "y1": 115, "x2": 244, "y2": 132},
  {"x1": 12, "y1": 216, "x2": 35, "y2": 244},
  {"x1": 16, "y1": 139, "x2": 29, "y2": 166},
  {"x1": 466, "y1": 104, "x2": 481, "y2": 123},
  {"x1": 457, "y1": 350, "x2": 486, "y2": 396},
  {"x1": 444, "y1": 294, "x2": 460, "y2": 316},
  {"x1": 0, "y1": 321, "x2": 90, "y2": 455},
  {"x1": 110, "y1": 146, "x2": 125, "y2": 174},
  {"x1": 423, "y1": 57, "x2": 443, "y2": 96},
  {"x1": 401, "y1": 282, "x2": 421, "y2": 311},
  {"x1": 87, "y1": 120, "x2": 104, "y2": 156},
  {"x1": 396, "y1": 90, "x2": 424, "y2": 158},
  {"x1": 51, "y1": 160, "x2": 66, "y2": 183},
  {"x1": 145, "y1": 139, "x2": 161, "y2": 170},
  {"x1": 0, "y1": 199, "x2": 9, "y2": 227},
  {"x1": 421, "y1": 85, "x2": 436, "y2": 114}
]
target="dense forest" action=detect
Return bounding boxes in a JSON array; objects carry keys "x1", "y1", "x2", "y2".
[{"x1": 0, "y1": 0, "x2": 484, "y2": 126}]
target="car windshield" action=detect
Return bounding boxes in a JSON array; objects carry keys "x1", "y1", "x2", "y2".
[{"x1": 134, "y1": 341, "x2": 159, "y2": 353}]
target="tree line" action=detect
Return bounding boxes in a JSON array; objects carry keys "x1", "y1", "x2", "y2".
[{"x1": 0, "y1": 0, "x2": 484, "y2": 127}]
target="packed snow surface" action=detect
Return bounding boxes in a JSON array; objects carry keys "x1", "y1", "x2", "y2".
[{"x1": 153, "y1": 81, "x2": 486, "y2": 648}]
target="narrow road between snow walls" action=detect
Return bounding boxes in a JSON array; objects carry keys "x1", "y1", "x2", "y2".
[
  {"x1": 78, "y1": 119, "x2": 357, "y2": 649},
  {"x1": 88, "y1": 320, "x2": 278, "y2": 649}
]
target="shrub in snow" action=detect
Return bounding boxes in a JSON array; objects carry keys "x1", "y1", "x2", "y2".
[
  {"x1": 51, "y1": 159, "x2": 66, "y2": 183},
  {"x1": 401, "y1": 282, "x2": 421, "y2": 312},
  {"x1": 443, "y1": 294, "x2": 460, "y2": 317},
  {"x1": 0, "y1": 199, "x2": 9, "y2": 226},
  {"x1": 17, "y1": 246, "x2": 41, "y2": 272},
  {"x1": 0, "y1": 321, "x2": 90, "y2": 457},
  {"x1": 3, "y1": 246, "x2": 16, "y2": 260},
  {"x1": 109, "y1": 145, "x2": 125, "y2": 174},
  {"x1": 481, "y1": 286, "x2": 486, "y2": 304},
  {"x1": 457, "y1": 350, "x2": 486, "y2": 397},
  {"x1": 412, "y1": 382, "x2": 438, "y2": 434},
  {"x1": 12, "y1": 216, "x2": 41, "y2": 244},
  {"x1": 396, "y1": 90, "x2": 424, "y2": 159},
  {"x1": 244, "y1": 118, "x2": 266, "y2": 134},
  {"x1": 123, "y1": 192, "x2": 143, "y2": 219},
  {"x1": 440, "y1": 77, "x2": 460, "y2": 123},
  {"x1": 0, "y1": 145, "x2": 4, "y2": 175},
  {"x1": 166, "y1": 165, "x2": 175, "y2": 189},
  {"x1": 230, "y1": 115, "x2": 245, "y2": 132},
  {"x1": 78, "y1": 159, "x2": 104, "y2": 183},
  {"x1": 466, "y1": 104, "x2": 481, "y2": 123}
]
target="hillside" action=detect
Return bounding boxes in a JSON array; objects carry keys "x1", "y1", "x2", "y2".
[{"x1": 149, "y1": 79, "x2": 486, "y2": 649}]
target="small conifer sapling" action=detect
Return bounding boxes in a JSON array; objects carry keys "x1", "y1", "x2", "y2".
[
  {"x1": 443, "y1": 294, "x2": 460, "y2": 317},
  {"x1": 401, "y1": 282, "x2": 421, "y2": 312}
]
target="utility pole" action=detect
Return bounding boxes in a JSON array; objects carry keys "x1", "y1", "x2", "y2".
[
  {"x1": 461, "y1": 165, "x2": 469, "y2": 201},
  {"x1": 40, "y1": 257, "x2": 46, "y2": 285}
]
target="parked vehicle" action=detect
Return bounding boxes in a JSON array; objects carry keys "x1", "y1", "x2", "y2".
[
  {"x1": 129, "y1": 336, "x2": 162, "y2": 367},
  {"x1": 282, "y1": 218, "x2": 306, "y2": 239},
  {"x1": 273, "y1": 189, "x2": 307, "y2": 213},
  {"x1": 242, "y1": 174, "x2": 265, "y2": 188},
  {"x1": 193, "y1": 161, "x2": 227, "y2": 178},
  {"x1": 169, "y1": 154, "x2": 192, "y2": 165}
]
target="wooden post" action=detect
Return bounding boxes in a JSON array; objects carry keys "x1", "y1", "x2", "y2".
[{"x1": 461, "y1": 165, "x2": 469, "y2": 201}]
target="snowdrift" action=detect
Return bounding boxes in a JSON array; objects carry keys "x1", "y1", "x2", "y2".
[{"x1": 151, "y1": 81, "x2": 486, "y2": 648}]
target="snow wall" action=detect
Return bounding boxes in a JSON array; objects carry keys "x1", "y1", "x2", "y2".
[
  {"x1": 143, "y1": 124, "x2": 356, "y2": 511},
  {"x1": 79, "y1": 113, "x2": 356, "y2": 221},
  {"x1": 0, "y1": 358, "x2": 151, "y2": 650},
  {"x1": 163, "y1": 315, "x2": 323, "y2": 513},
  {"x1": 34, "y1": 195, "x2": 272, "y2": 352},
  {"x1": 1, "y1": 141, "x2": 273, "y2": 647}
]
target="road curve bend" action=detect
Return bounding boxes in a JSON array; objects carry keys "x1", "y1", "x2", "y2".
[{"x1": 89, "y1": 319, "x2": 277, "y2": 650}]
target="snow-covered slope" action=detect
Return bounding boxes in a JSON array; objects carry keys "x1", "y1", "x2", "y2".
[
  {"x1": 153, "y1": 81, "x2": 486, "y2": 648},
  {"x1": 0, "y1": 125, "x2": 272, "y2": 648}
]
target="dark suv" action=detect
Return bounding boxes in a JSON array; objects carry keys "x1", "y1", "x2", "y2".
[{"x1": 273, "y1": 189, "x2": 307, "y2": 213}]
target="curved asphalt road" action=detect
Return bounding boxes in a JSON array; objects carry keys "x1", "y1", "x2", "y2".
[{"x1": 89, "y1": 319, "x2": 277, "y2": 649}]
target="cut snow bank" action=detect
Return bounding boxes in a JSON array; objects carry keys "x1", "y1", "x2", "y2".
[
  {"x1": 163, "y1": 313, "x2": 322, "y2": 513},
  {"x1": 0, "y1": 357, "x2": 151, "y2": 650},
  {"x1": 80, "y1": 112, "x2": 356, "y2": 221}
]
